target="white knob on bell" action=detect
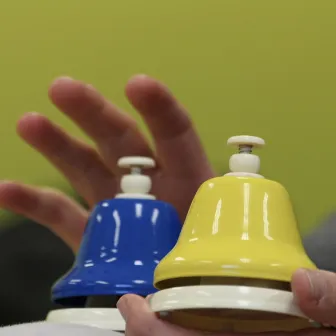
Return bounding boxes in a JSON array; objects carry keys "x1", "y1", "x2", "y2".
[
  {"x1": 115, "y1": 156, "x2": 156, "y2": 200},
  {"x1": 225, "y1": 135, "x2": 265, "y2": 178},
  {"x1": 118, "y1": 156, "x2": 156, "y2": 170}
]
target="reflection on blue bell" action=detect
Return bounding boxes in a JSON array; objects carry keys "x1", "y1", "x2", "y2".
[{"x1": 47, "y1": 157, "x2": 182, "y2": 332}]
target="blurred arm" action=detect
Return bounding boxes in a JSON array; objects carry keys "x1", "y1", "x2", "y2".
[
  {"x1": 0, "y1": 219, "x2": 74, "y2": 326},
  {"x1": 303, "y1": 212, "x2": 336, "y2": 272}
]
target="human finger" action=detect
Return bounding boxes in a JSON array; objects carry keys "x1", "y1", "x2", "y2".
[
  {"x1": 126, "y1": 75, "x2": 213, "y2": 178},
  {"x1": 117, "y1": 294, "x2": 210, "y2": 336},
  {"x1": 49, "y1": 77, "x2": 154, "y2": 173},
  {"x1": 17, "y1": 112, "x2": 117, "y2": 206},
  {"x1": 0, "y1": 181, "x2": 88, "y2": 252},
  {"x1": 292, "y1": 268, "x2": 336, "y2": 328}
]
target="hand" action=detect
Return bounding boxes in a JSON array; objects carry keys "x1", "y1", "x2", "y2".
[
  {"x1": 0, "y1": 75, "x2": 214, "y2": 251},
  {"x1": 117, "y1": 269, "x2": 336, "y2": 335}
]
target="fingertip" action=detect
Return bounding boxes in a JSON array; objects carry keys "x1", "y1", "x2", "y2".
[
  {"x1": 0, "y1": 180, "x2": 18, "y2": 193},
  {"x1": 119, "y1": 294, "x2": 201, "y2": 336},
  {"x1": 117, "y1": 294, "x2": 149, "y2": 310},
  {"x1": 291, "y1": 268, "x2": 326, "y2": 322},
  {"x1": 292, "y1": 268, "x2": 312, "y2": 290},
  {"x1": 146, "y1": 294, "x2": 153, "y2": 302},
  {"x1": 116, "y1": 295, "x2": 129, "y2": 320},
  {"x1": 17, "y1": 112, "x2": 44, "y2": 131},
  {"x1": 117, "y1": 294, "x2": 149, "y2": 321},
  {"x1": 50, "y1": 76, "x2": 75, "y2": 90},
  {"x1": 125, "y1": 74, "x2": 170, "y2": 104},
  {"x1": 0, "y1": 182, "x2": 26, "y2": 220},
  {"x1": 49, "y1": 76, "x2": 73, "y2": 98},
  {"x1": 16, "y1": 113, "x2": 52, "y2": 144},
  {"x1": 125, "y1": 75, "x2": 190, "y2": 138},
  {"x1": 127, "y1": 74, "x2": 155, "y2": 87},
  {"x1": 292, "y1": 268, "x2": 314, "y2": 304},
  {"x1": 0, "y1": 181, "x2": 28, "y2": 206},
  {"x1": 48, "y1": 76, "x2": 86, "y2": 105}
]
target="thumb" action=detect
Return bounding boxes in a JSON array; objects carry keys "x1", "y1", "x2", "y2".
[
  {"x1": 117, "y1": 294, "x2": 204, "y2": 336},
  {"x1": 292, "y1": 268, "x2": 336, "y2": 327}
]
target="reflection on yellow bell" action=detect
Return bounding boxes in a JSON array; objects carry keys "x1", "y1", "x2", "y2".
[{"x1": 150, "y1": 135, "x2": 321, "y2": 333}]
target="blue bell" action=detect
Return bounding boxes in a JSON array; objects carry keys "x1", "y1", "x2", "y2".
[{"x1": 52, "y1": 156, "x2": 182, "y2": 307}]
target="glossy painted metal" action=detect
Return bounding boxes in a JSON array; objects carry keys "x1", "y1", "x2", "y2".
[
  {"x1": 52, "y1": 198, "x2": 181, "y2": 305},
  {"x1": 154, "y1": 175, "x2": 316, "y2": 289}
]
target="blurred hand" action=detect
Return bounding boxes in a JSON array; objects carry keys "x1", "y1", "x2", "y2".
[
  {"x1": 1, "y1": 76, "x2": 335, "y2": 335},
  {"x1": 117, "y1": 269, "x2": 336, "y2": 335},
  {"x1": 0, "y1": 75, "x2": 214, "y2": 251}
]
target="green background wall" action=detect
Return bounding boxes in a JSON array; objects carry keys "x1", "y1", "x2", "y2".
[{"x1": 0, "y1": 0, "x2": 335, "y2": 234}]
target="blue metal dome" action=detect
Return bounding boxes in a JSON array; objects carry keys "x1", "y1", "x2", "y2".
[{"x1": 52, "y1": 198, "x2": 181, "y2": 306}]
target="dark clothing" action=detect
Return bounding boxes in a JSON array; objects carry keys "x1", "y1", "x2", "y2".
[
  {"x1": 0, "y1": 221, "x2": 73, "y2": 326},
  {"x1": 303, "y1": 212, "x2": 336, "y2": 273}
]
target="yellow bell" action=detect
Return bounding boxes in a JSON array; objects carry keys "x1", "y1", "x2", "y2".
[{"x1": 150, "y1": 135, "x2": 320, "y2": 333}]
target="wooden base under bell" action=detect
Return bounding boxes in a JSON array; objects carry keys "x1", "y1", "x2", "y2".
[
  {"x1": 158, "y1": 309, "x2": 316, "y2": 333},
  {"x1": 152, "y1": 278, "x2": 322, "y2": 333}
]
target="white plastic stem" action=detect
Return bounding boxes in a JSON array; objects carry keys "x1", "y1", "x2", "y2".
[
  {"x1": 225, "y1": 135, "x2": 265, "y2": 178},
  {"x1": 115, "y1": 156, "x2": 156, "y2": 200}
]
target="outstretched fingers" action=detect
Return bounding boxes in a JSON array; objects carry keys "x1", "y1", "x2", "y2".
[
  {"x1": 17, "y1": 113, "x2": 117, "y2": 206},
  {"x1": 49, "y1": 77, "x2": 156, "y2": 173}
]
